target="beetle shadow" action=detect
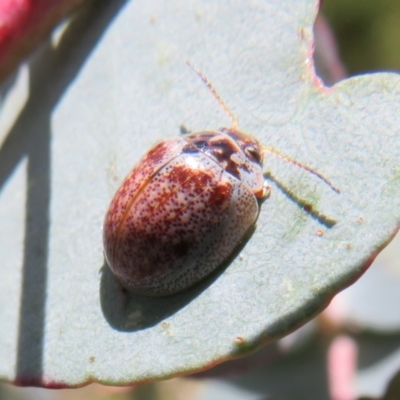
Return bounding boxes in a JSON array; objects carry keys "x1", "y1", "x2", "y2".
[
  {"x1": 264, "y1": 171, "x2": 337, "y2": 228},
  {"x1": 99, "y1": 224, "x2": 257, "y2": 332}
]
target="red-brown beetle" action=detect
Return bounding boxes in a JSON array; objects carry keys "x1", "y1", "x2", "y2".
[{"x1": 103, "y1": 62, "x2": 339, "y2": 296}]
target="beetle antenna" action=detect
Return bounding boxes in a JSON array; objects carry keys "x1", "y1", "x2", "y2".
[
  {"x1": 263, "y1": 145, "x2": 340, "y2": 194},
  {"x1": 186, "y1": 60, "x2": 239, "y2": 129}
]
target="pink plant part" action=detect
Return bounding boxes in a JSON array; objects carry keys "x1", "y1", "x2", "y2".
[
  {"x1": 327, "y1": 335, "x2": 358, "y2": 400},
  {"x1": 0, "y1": 0, "x2": 88, "y2": 82}
]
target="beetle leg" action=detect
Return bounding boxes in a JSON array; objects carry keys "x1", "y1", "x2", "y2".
[
  {"x1": 180, "y1": 124, "x2": 192, "y2": 135},
  {"x1": 256, "y1": 182, "x2": 271, "y2": 201}
]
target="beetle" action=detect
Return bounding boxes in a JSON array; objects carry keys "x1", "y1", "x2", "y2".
[{"x1": 103, "y1": 62, "x2": 339, "y2": 297}]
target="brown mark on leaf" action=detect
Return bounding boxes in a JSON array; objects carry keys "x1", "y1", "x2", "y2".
[
  {"x1": 234, "y1": 336, "x2": 245, "y2": 345},
  {"x1": 303, "y1": 203, "x2": 313, "y2": 213}
]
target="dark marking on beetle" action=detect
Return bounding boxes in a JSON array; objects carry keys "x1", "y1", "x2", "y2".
[
  {"x1": 187, "y1": 133, "x2": 245, "y2": 180},
  {"x1": 144, "y1": 141, "x2": 169, "y2": 164},
  {"x1": 173, "y1": 241, "x2": 190, "y2": 258},
  {"x1": 190, "y1": 171, "x2": 214, "y2": 194},
  {"x1": 209, "y1": 182, "x2": 232, "y2": 207},
  {"x1": 244, "y1": 145, "x2": 263, "y2": 165},
  {"x1": 224, "y1": 160, "x2": 242, "y2": 180},
  {"x1": 193, "y1": 140, "x2": 208, "y2": 150},
  {"x1": 223, "y1": 129, "x2": 263, "y2": 164},
  {"x1": 185, "y1": 131, "x2": 263, "y2": 183},
  {"x1": 168, "y1": 165, "x2": 193, "y2": 184},
  {"x1": 235, "y1": 160, "x2": 250, "y2": 173},
  {"x1": 167, "y1": 165, "x2": 214, "y2": 196},
  {"x1": 182, "y1": 143, "x2": 202, "y2": 154}
]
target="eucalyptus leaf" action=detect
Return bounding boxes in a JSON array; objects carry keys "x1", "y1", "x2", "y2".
[{"x1": 1, "y1": 0, "x2": 400, "y2": 387}]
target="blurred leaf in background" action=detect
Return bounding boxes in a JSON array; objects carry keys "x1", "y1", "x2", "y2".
[{"x1": 322, "y1": 0, "x2": 400, "y2": 75}]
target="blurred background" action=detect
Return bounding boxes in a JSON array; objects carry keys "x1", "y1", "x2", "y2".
[
  {"x1": 322, "y1": 0, "x2": 400, "y2": 75},
  {"x1": 2, "y1": 0, "x2": 400, "y2": 399}
]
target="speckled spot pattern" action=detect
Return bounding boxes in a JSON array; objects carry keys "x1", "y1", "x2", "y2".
[
  {"x1": 103, "y1": 129, "x2": 265, "y2": 296},
  {"x1": 103, "y1": 138, "x2": 186, "y2": 268}
]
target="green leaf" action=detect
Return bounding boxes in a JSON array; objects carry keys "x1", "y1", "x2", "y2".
[{"x1": 1, "y1": 0, "x2": 400, "y2": 387}]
